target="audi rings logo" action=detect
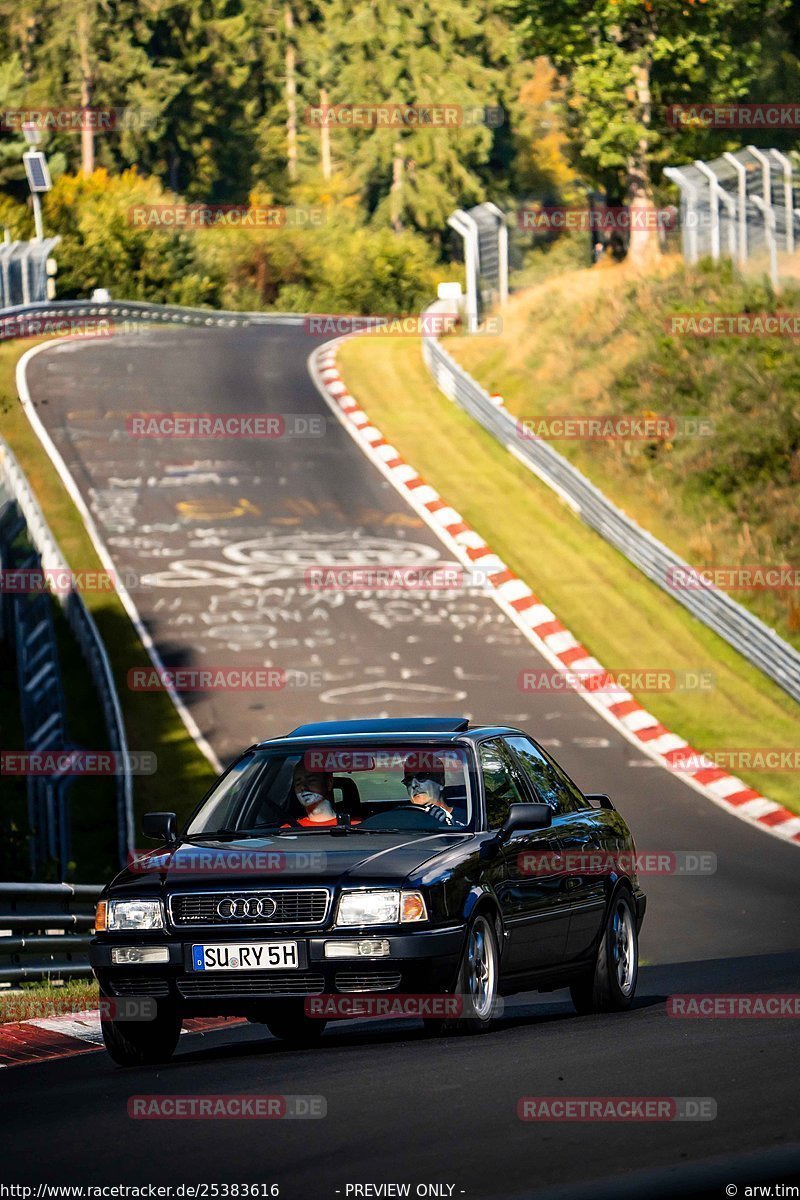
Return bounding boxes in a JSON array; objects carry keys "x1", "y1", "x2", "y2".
[{"x1": 216, "y1": 895, "x2": 278, "y2": 920}]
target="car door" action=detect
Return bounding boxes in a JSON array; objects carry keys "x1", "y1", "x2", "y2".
[
  {"x1": 479, "y1": 738, "x2": 570, "y2": 972},
  {"x1": 504, "y1": 735, "x2": 608, "y2": 963}
]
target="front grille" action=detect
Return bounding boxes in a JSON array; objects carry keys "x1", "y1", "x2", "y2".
[
  {"x1": 109, "y1": 976, "x2": 170, "y2": 997},
  {"x1": 335, "y1": 971, "x2": 402, "y2": 993},
  {"x1": 177, "y1": 971, "x2": 325, "y2": 998},
  {"x1": 168, "y1": 889, "x2": 330, "y2": 927}
]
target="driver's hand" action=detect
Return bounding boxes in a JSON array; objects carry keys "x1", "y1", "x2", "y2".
[{"x1": 421, "y1": 803, "x2": 454, "y2": 826}]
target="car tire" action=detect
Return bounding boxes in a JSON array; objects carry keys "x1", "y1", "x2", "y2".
[
  {"x1": 569, "y1": 888, "x2": 638, "y2": 1015},
  {"x1": 100, "y1": 999, "x2": 182, "y2": 1067},
  {"x1": 264, "y1": 999, "x2": 327, "y2": 1047},
  {"x1": 426, "y1": 912, "x2": 500, "y2": 1036}
]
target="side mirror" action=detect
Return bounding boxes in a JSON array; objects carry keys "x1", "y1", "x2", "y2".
[
  {"x1": 500, "y1": 803, "x2": 552, "y2": 838},
  {"x1": 142, "y1": 811, "x2": 178, "y2": 844}
]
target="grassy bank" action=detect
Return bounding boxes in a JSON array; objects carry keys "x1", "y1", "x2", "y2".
[
  {"x1": 0, "y1": 337, "x2": 217, "y2": 878},
  {"x1": 449, "y1": 257, "x2": 800, "y2": 651},
  {"x1": 337, "y1": 331, "x2": 800, "y2": 814}
]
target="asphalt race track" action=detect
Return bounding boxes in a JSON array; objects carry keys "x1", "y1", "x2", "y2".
[{"x1": 3, "y1": 321, "x2": 799, "y2": 1198}]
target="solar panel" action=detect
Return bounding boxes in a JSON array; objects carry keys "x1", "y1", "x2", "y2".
[{"x1": 23, "y1": 151, "x2": 52, "y2": 193}]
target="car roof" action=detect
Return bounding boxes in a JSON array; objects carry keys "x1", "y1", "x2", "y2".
[{"x1": 254, "y1": 717, "x2": 524, "y2": 748}]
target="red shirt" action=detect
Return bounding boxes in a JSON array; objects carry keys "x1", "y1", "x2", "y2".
[{"x1": 282, "y1": 816, "x2": 361, "y2": 828}]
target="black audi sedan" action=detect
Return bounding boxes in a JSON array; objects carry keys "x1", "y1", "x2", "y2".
[{"x1": 91, "y1": 717, "x2": 646, "y2": 1066}]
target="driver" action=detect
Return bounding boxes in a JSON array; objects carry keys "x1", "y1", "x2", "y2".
[{"x1": 402, "y1": 753, "x2": 460, "y2": 826}]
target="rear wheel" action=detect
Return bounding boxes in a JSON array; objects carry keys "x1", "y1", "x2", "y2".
[
  {"x1": 101, "y1": 1000, "x2": 181, "y2": 1068},
  {"x1": 570, "y1": 889, "x2": 638, "y2": 1015},
  {"x1": 425, "y1": 912, "x2": 499, "y2": 1036},
  {"x1": 264, "y1": 999, "x2": 327, "y2": 1047}
]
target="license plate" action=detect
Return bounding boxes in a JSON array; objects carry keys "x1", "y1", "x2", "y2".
[{"x1": 191, "y1": 942, "x2": 298, "y2": 971}]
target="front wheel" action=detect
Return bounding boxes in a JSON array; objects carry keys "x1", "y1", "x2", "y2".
[
  {"x1": 101, "y1": 1000, "x2": 181, "y2": 1067},
  {"x1": 426, "y1": 912, "x2": 500, "y2": 1036},
  {"x1": 264, "y1": 999, "x2": 327, "y2": 1047},
  {"x1": 570, "y1": 889, "x2": 638, "y2": 1015}
]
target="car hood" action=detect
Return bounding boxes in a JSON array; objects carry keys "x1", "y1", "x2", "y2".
[{"x1": 106, "y1": 831, "x2": 477, "y2": 895}]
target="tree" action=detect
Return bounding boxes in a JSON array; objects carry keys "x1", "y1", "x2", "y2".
[
  {"x1": 522, "y1": 0, "x2": 788, "y2": 261},
  {"x1": 302, "y1": 0, "x2": 512, "y2": 233}
]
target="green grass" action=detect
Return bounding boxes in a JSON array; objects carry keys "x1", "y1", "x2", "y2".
[
  {"x1": 0, "y1": 337, "x2": 217, "y2": 878},
  {"x1": 451, "y1": 256, "x2": 800, "y2": 650},
  {"x1": 0, "y1": 978, "x2": 99, "y2": 1023},
  {"x1": 337, "y1": 332, "x2": 800, "y2": 814}
]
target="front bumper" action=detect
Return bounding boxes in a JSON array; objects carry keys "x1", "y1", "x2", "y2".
[{"x1": 91, "y1": 925, "x2": 466, "y2": 1015}]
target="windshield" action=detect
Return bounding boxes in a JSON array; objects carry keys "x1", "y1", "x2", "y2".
[{"x1": 185, "y1": 743, "x2": 475, "y2": 837}]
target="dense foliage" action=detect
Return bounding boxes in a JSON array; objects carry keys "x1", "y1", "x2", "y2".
[{"x1": 0, "y1": 0, "x2": 798, "y2": 300}]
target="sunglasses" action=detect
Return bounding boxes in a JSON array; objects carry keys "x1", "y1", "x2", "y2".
[{"x1": 403, "y1": 772, "x2": 442, "y2": 786}]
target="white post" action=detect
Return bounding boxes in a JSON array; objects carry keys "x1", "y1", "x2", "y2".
[
  {"x1": 770, "y1": 149, "x2": 794, "y2": 253},
  {"x1": 746, "y1": 145, "x2": 771, "y2": 208},
  {"x1": 448, "y1": 212, "x2": 479, "y2": 331},
  {"x1": 664, "y1": 167, "x2": 699, "y2": 264},
  {"x1": 694, "y1": 161, "x2": 720, "y2": 260},
  {"x1": 723, "y1": 152, "x2": 748, "y2": 266},
  {"x1": 751, "y1": 195, "x2": 778, "y2": 289}
]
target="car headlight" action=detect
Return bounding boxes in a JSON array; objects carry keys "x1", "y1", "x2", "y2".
[
  {"x1": 103, "y1": 899, "x2": 164, "y2": 931},
  {"x1": 336, "y1": 890, "x2": 427, "y2": 927}
]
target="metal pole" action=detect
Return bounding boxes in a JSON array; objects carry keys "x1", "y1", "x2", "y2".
[
  {"x1": 747, "y1": 145, "x2": 772, "y2": 209},
  {"x1": 723, "y1": 152, "x2": 748, "y2": 266},
  {"x1": 447, "y1": 213, "x2": 478, "y2": 331},
  {"x1": 664, "y1": 167, "x2": 699, "y2": 264},
  {"x1": 716, "y1": 187, "x2": 738, "y2": 260},
  {"x1": 770, "y1": 148, "x2": 794, "y2": 253},
  {"x1": 694, "y1": 161, "x2": 720, "y2": 260},
  {"x1": 31, "y1": 193, "x2": 43, "y2": 242},
  {"x1": 751, "y1": 195, "x2": 778, "y2": 289},
  {"x1": 458, "y1": 209, "x2": 481, "y2": 331}
]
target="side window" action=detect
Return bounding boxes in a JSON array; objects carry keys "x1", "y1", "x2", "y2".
[
  {"x1": 505, "y1": 736, "x2": 589, "y2": 815},
  {"x1": 479, "y1": 739, "x2": 528, "y2": 830}
]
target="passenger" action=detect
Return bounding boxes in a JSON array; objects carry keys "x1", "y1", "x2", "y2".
[{"x1": 284, "y1": 762, "x2": 358, "y2": 828}]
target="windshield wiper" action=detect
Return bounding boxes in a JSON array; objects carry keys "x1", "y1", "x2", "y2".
[{"x1": 184, "y1": 827, "x2": 282, "y2": 841}]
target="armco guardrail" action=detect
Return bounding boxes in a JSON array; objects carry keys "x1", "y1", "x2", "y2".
[
  {"x1": 0, "y1": 437, "x2": 134, "y2": 866},
  {"x1": 0, "y1": 882, "x2": 102, "y2": 983},
  {"x1": 422, "y1": 319, "x2": 800, "y2": 705},
  {"x1": 0, "y1": 298, "x2": 303, "y2": 329}
]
